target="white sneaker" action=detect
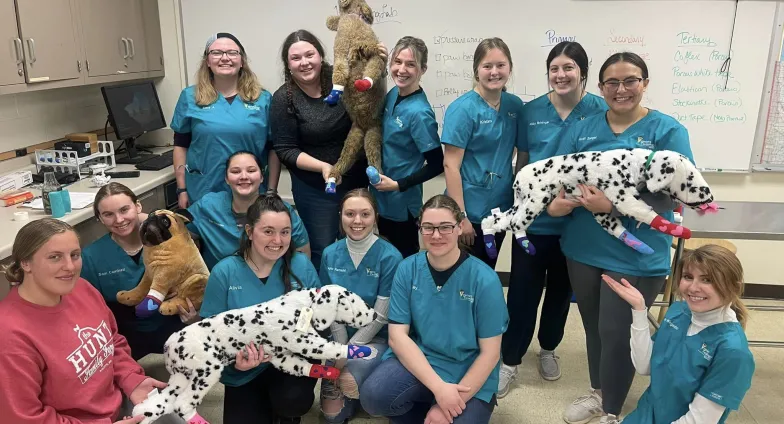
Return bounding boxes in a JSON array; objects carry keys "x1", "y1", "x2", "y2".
[
  {"x1": 599, "y1": 414, "x2": 620, "y2": 424},
  {"x1": 538, "y1": 349, "x2": 561, "y2": 381},
  {"x1": 497, "y1": 363, "x2": 517, "y2": 399},
  {"x1": 563, "y1": 389, "x2": 603, "y2": 424}
]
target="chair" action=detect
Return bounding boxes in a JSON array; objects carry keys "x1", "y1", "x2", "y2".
[{"x1": 657, "y1": 238, "x2": 738, "y2": 323}]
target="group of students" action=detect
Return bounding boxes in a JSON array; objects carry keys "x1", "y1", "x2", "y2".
[{"x1": 0, "y1": 28, "x2": 756, "y2": 424}]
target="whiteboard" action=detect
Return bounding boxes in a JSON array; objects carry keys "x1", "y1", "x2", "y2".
[
  {"x1": 180, "y1": 0, "x2": 777, "y2": 172},
  {"x1": 754, "y1": 3, "x2": 784, "y2": 171}
]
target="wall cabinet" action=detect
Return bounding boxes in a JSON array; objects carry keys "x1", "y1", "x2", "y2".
[{"x1": 0, "y1": 0, "x2": 164, "y2": 96}]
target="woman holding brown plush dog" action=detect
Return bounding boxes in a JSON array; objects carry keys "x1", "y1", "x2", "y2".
[{"x1": 271, "y1": 29, "x2": 386, "y2": 272}]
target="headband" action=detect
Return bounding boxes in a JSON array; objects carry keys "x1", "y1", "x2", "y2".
[{"x1": 204, "y1": 32, "x2": 245, "y2": 55}]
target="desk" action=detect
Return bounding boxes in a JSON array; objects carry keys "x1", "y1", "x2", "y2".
[
  {"x1": 0, "y1": 147, "x2": 176, "y2": 298},
  {"x1": 665, "y1": 201, "x2": 784, "y2": 348}
]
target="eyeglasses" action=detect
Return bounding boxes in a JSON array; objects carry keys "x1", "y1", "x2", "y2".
[
  {"x1": 601, "y1": 77, "x2": 645, "y2": 91},
  {"x1": 208, "y1": 49, "x2": 241, "y2": 59},
  {"x1": 418, "y1": 223, "x2": 458, "y2": 235}
]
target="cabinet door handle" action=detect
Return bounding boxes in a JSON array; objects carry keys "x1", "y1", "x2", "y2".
[
  {"x1": 121, "y1": 38, "x2": 129, "y2": 59},
  {"x1": 128, "y1": 38, "x2": 135, "y2": 58},
  {"x1": 13, "y1": 38, "x2": 23, "y2": 64},
  {"x1": 26, "y1": 38, "x2": 36, "y2": 64}
]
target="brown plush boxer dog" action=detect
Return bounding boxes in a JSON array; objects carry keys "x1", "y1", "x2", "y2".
[{"x1": 117, "y1": 209, "x2": 209, "y2": 318}]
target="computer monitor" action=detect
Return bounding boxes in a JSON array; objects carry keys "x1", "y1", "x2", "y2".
[{"x1": 101, "y1": 80, "x2": 166, "y2": 164}]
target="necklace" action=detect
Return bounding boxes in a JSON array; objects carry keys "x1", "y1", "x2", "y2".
[
  {"x1": 112, "y1": 234, "x2": 143, "y2": 256},
  {"x1": 477, "y1": 89, "x2": 501, "y2": 110}
]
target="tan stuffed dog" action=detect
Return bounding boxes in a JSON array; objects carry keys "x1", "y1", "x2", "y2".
[
  {"x1": 323, "y1": 0, "x2": 386, "y2": 194},
  {"x1": 117, "y1": 209, "x2": 208, "y2": 318}
]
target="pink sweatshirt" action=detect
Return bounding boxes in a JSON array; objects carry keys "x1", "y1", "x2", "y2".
[{"x1": 0, "y1": 279, "x2": 148, "y2": 423}]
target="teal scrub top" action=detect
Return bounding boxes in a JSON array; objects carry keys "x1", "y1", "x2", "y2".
[
  {"x1": 199, "y1": 253, "x2": 321, "y2": 387},
  {"x1": 624, "y1": 302, "x2": 754, "y2": 424},
  {"x1": 518, "y1": 92, "x2": 608, "y2": 235},
  {"x1": 171, "y1": 86, "x2": 272, "y2": 201},
  {"x1": 441, "y1": 91, "x2": 524, "y2": 223},
  {"x1": 372, "y1": 87, "x2": 441, "y2": 222},
  {"x1": 319, "y1": 238, "x2": 403, "y2": 340},
  {"x1": 555, "y1": 109, "x2": 695, "y2": 276},
  {"x1": 386, "y1": 252, "x2": 509, "y2": 403},
  {"x1": 81, "y1": 233, "x2": 165, "y2": 332},
  {"x1": 188, "y1": 191, "x2": 309, "y2": 270}
]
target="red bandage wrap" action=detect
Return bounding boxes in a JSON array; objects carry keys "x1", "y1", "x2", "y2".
[
  {"x1": 309, "y1": 364, "x2": 341, "y2": 380},
  {"x1": 651, "y1": 215, "x2": 691, "y2": 239}
]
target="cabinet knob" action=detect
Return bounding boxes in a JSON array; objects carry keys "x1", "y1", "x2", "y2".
[{"x1": 18, "y1": 68, "x2": 23, "y2": 76}]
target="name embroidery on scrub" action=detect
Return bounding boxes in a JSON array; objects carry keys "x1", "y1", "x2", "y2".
[
  {"x1": 395, "y1": 117, "x2": 403, "y2": 128},
  {"x1": 208, "y1": 218, "x2": 225, "y2": 228},
  {"x1": 480, "y1": 119, "x2": 493, "y2": 124},
  {"x1": 529, "y1": 121, "x2": 550, "y2": 126},
  {"x1": 244, "y1": 104, "x2": 261, "y2": 111},
  {"x1": 67, "y1": 322, "x2": 116, "y2": 384},
  {"x1": 365, "y1": 268, "x2": 379, "y2": 278},
  {"x1": 710, "y1": 392, "x2": 723, "y2": 402},
  {"x1": 328, "y1": 266, "x2": 347, "y2": 273},
  {"x1": 578, "y1": 136, "x2": 598, "y2": 141},
  {"x1": 663, "y1": 317, "x2": 679, "y2": 330},
  {"x1": 228, "y1": 285, "x2": 242, "y2": 291},
  {"x1": 698, "y1": 343, "x2": 713, "y2": 361},
  {"x1": 97, "y1": 268, "x2": 126, "y2": 277},
  {"x1": 459, "y1": 289, "x2": 474, "y2": 303},
  {"x1": 636, "y1": 136, "x2": 654, "y2": 149}
]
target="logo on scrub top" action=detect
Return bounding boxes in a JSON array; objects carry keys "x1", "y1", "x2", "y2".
[
  {"x1": 395, "y1": 117, "x2": 403, "y2": 128},
  {"x1": 636, "y1": 136, "x2": 654, "y2": 149},
  {"x1": 507, "y1": 112, "x2": 517, "y2": 119},
  {"x1": 365, "y1": 268, "x2": 379, "y2": 278},
  {"x1": 698, "y1": 343, "x2": 713, "y2": 361},
  {"x1": 244, "y1": 104, "x2": 260, "y2": 111},
  {"x1": 459, "y1": 289, "x2": 474, "y2": 303}
]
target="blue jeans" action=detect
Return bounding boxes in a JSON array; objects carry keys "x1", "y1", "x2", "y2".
[
  {"x1": 321, "y1": 341, "x2": 388, "y2": 423},
  {"x1": 360, "y1": 358, "x2": 496, "y2": 424},
  {"x1": 290, "y1": 173, "x2": 364, "y2": 272}
]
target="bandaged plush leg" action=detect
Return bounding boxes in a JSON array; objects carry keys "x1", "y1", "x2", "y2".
[
  {"x1": 136, "y1": 289, "x2": 164, "y2": 318},
  {"x1": 619, "y1": 231, "x2": 654, "y2": 255},
  {"x1": 347, "y1": 344, "x2": 377, "y2": 359},
  {"x1": 309, "y1": 364, "x2": 341, "y2": 380},
  {"x1": 354, "y1": 77, "x2": 373, "y2": 92},
  {"x1": 339, "y1": 369, "x2": 360, "y2": 399},
  {"x1": 324, "y1": 85, "x2": 344, "y2": 105},
  {"x1": 482, "y1": 232, "x2": 499, "y2": 259},
  {"x1": 514, "y1": 230, "x2": 536, "y2": 255},
  {"x1": 325, "y1": 177, "x2": 337, "y2": 194},
  {"x1": 184, "y1": 411, "x2": 210, "y2": 424},
  {"x1": 650, "y1": 215, "x2": 691, "y2": 239},
  {"x1": 366, "y1": 166, "x2": 381, "y2": 185}
]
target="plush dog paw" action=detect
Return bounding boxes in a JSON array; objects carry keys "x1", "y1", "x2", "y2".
[
  {"x1": 354, "y1": 77, "x2": 373, "y2": 92},
  {"x1": 325, "y1": 178, "x2": 337, "y2": 194},
  {"x1": 324, "y1": 89, "x2": 343, "y2": 105},
  {"x1": 483, "y1": 233, "x2": 498, "y2": 260},
  {"x1": 347, "y1": 344, "x2": 377, "y2": 360},
  {"x1": 366, "y1": 166, "x2": 381, "y2": 185},
  {"x1": 516, "y1": 235, "x2": 536, "y2": 255},
  {"x1": 619, "y1": 230, "x2": 654, "y2": 254},
  {"x1": 135, "y1": 295, "x2": 162, "y2": 318},
  {"x1": 309, "y1": 364, "x2": 341, "y2": 380}
]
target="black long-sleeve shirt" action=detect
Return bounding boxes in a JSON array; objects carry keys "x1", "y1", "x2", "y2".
[{"x1": 270, "y1": 83, "x2": 367, "y2": 190}]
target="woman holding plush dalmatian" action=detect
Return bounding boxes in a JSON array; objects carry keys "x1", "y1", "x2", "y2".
[
  {"x1": 360, "y1": 194, "x2": 509, "y2": 424},
  {"x1": 549, "y1": 52, "x2": 695, "y2": 424},
  {"x1": 442, "y1": 37, "x2": 524, "y2": 269},
  {"x1": 186, "y1": 151, "x2": 310, "y2": 270},
  {"x1": 81, "y1": 182, "x2": 188, "y2": 360},
  {"x1": 199, "y1": 194, "x2": 322, "y2": 424},
  {"x1": 605, "y1": 244, "x2": 754, "y2": 423},
  {"x1": 370, "y1": 36, "x2": 444, "y2": 258},
  {"x1": 497, "y1": 41, "x2": 608, "y2": 397},
  {"x1": 0, "y1": 219, "x2": 169, "y2": 424},
  {"x1": 319, "y1": 188, "x2": 403, "y2": 423}
]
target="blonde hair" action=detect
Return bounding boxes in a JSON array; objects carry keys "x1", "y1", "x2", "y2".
[
  {"x1": 3, "y1": 219, "x2": 76, "y2": 285},
  {"x1": 675, "y1": 244, "x2": 749, "y2": 328},
  {"x1": 194, "y1": 48, "x2": 263, "y2": 106},
  {"x1": 390, "y1": 36, "x2": 429, "y2": 74}
]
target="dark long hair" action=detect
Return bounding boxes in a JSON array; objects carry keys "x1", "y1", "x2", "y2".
[
  {"x1": 93, "y1": 182, "x2": 139, "y2": 219},
  {"x1": 279, "y1": 29, "x2": 334, "y2": 114},
  {"x1": 599, "y1": 51, "x2": 649, "y2": 82},
  {"x1": 238, "y1": 194, "x2": 302, "y2": 292}
]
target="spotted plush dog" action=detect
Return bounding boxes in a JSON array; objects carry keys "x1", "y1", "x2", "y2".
[
  {"x1": 481, "y1": 148, "x2": 714, "y2": 257},
  {"x1": 132, "y1": 285, "x2": 378, "y2": 424}
]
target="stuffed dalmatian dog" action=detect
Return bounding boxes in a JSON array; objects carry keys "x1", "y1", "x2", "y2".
[
  {"x1": 481, "y1": 148, "x2": 714, "y2": 258},
  {"x1": 132, "y1": 285, "x2": 378, "y2": 424}
]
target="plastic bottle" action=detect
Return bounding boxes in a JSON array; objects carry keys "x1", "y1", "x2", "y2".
[{"x1": 41, "y1": 171, "x2": 62, "y2": 215}]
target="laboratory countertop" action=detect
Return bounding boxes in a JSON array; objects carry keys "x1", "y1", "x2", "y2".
[
  {"x1": 0, "y1": 147, "x2": 176, "y2": 260},
  {"x1": 682, "y1": 201, "x2": 784, "y2": 241}
]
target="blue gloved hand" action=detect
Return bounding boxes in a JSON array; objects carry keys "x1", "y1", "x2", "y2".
[{"x1": 366, "y1": 166, "x2": 381, "y2": 185}]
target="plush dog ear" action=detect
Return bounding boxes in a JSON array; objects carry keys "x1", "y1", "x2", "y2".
[
  {"x1": 173, "y1": 208, "x2": 194, "y2": 223},
  {"x1": 644, "y1": 153, "x2": 678, "y2": 193},
  {"x1": 360, "y1": 1, "x2": 373, "y2": 24},
  {"x1": 311, "y1": 288, "x2": 338, "y2": 331}
]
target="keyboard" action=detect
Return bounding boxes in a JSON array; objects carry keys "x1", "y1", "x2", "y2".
[{"x1": 136, "y1": 149, "x2": 174, "y2": 171}]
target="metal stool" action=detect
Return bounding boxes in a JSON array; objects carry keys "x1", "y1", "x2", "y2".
[{"x1": 657, "y1": 238, "x2": 738, "y2": 323}]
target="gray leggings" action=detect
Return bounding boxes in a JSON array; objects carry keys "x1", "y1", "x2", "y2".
[{"x1": 566, "y1": 259, "x2": 666, "y2": 416}]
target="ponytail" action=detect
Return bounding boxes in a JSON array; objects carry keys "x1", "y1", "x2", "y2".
[
  {"x1": 731, "y1": 302, "x2": 749, "y2": 329},
  {"x1": 3, "y1": 260, "x2": 24, "y2": 286}
]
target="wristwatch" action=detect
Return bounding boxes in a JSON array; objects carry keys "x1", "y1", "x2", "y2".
[
  {"x1": 176, "y1": 188, "x2": 187, "y2": 196},
  {"x1": 459, "y1": 210, "x2": 467, "y2": 221}
]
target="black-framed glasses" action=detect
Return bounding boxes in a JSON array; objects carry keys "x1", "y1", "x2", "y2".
[
  {"x1": 208, "y1": 49, "x2": 241, "y2": 59},
  {"x1": 418, "y1": 223, "x2": 458, "y2": 235},
  {"x1": 601, "y1": 77, "x2": 645, "y2": 91}
]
